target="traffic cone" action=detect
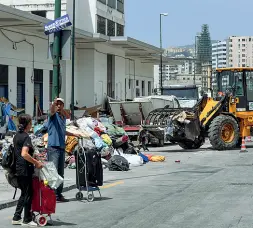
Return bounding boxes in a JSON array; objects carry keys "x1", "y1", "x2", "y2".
[{"x1": 240, "y1": 138, "x2": 248, "y2": 153}]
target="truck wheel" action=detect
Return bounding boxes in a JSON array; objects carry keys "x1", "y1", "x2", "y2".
[
  {"x1": 178, "y1": 137, "x2": 204, "y2": 150},
  {"x1": 208, "y1": 115, "x2": 239, "y2": 150}
]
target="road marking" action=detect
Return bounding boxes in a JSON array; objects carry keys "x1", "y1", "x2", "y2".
[{"x1": 100, "y1": 181, "x2": 124, "y2": 189}]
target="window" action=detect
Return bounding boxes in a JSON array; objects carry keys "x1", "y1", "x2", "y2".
[
  {"x1": 17, "y1": 67, "x2": 25, "y2": 109},
  {"x1": 97, "y1": 15, "x2": 106, "y2": 35},
  {"x1": 242, "y1": 49, "x2": 246, "y2": 52},
  {"x1": 97, "y1": 0, "x2": 106, "y2": 4},
  {"x1": 136, "y1": 80, "x2": 139, "y2": 86},
  {"x1": 250, "y1": 38, "x2": 252, "y2": 41},
  {"x1": 116, "y1": 23, "x2": 124, "y2": 36},
  {"x1": 34, "y1": 69, "x2": 43, "y2": 113},
  {"x1": 148, "y1": 81, "x2": 151, "y2": 95},
  {"x1": 136, "y1": 88, "x2": 140, "y2": 97},
  {"x1": 242, "y1": 59, "x2": 246, "y2": 62},
  {"x1": 108, "y1": 0, "x2": 116, "y2": 8},
  {"x1": 246, "y1": 71, "x2": 253, "y2": 101},
  {"x1": 0, "y1": 64, "x2": 8, "y2": 99},
  {"x1": 242, "y1": 64, "x2": 246, "y2": 67},
  {"x1": 242, "y1": 44, "x2": 246, "y2": 47},
  {"x1": 117, "y1": 0, "x2": 124, "y2": 13},
  {"x1": 242, "y1": 39, "x2": 246, "y2": 41},
  {"x1": 242, "y1": 54, "x2": 246, "y2": 57},
  {"x1": 107, "y1": 19, "x2": 115, "y2": 36},
  {"x1": 31, "y1": 11, "x2": 47, "y2": 18},
  {"x1": 142, "y1": 81, "x2": 145, "y2": 96}
]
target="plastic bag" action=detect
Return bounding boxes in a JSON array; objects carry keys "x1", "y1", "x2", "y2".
[
  {"x1": 101, "y1": 134, "x2": 112, "y2": 146},
  {"x1": 114, "y1": 149, "x2": 143, "y2": 167},
  {"x1": 81, "y1": 138, "x2": 95, "y2": 149},
  {"x1": 150, "y1": 155, "x2": 166, "y2": 162},
  {"x1": 94, "y1": 137, "x2": 107, "y2": 149},
  {"x1": 36, "y1": 162, "x2": 63, "y2": 189},
  {"x1": 84, "y1": 126, "x2": 99, "y2": 139}
]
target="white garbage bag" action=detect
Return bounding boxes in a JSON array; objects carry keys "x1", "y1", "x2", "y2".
[
  {"x1": 113, "y1": 149, "x2": 143, "y2": 167},
  {"x1": 35, "y1": 162, "x2": 64, "y2": 189}
]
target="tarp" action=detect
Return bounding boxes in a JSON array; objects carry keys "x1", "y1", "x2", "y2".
[{"x1": 2, "y1": 103, "x2": 17, "y2": 131}]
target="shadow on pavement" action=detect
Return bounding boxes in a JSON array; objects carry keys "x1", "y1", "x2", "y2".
[
  {"x1": 100, "y1": 169, "x2": 222, "y2": 183},
  {"x1": 157, "y1": 147, "x2": 213, "y2": 153},
  {"x1": 147, "y1": 143, "x2": 176, "y2": 148},
  {"x1": 48, "y1": 220, "x2": 77, "y2": 226},
  {"x1": 68, "y1": 196, "x2": 112, "y2": 202}
]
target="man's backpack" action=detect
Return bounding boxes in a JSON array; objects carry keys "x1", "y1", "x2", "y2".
[
  {"x1": 108, "y1": 155, "x2": 130, "y2": 171},
  {"x1": 1, "y1": 144, "x2": 19, "y2": 199}
]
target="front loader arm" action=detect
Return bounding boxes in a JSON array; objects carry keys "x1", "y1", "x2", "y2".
[{"x1": 199, "y1": 96, "x2": 227, "y2": 127}]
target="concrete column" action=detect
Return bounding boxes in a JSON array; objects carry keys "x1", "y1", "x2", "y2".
[
  {"x1": 43, "y1": 70, "x2": 50, "y2": 113},
  {"x1": 8, "y1": 66, "x2": 17, "y2": 106},
  {"x1": 25, "y1": 67, "x2": 34, "y2": 116}
]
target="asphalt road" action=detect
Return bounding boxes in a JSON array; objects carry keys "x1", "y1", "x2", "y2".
[{"x1": 1, "y1": 141, "x2": 253, "y2": 228}]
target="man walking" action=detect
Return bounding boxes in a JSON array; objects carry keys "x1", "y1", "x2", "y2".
[{"x1": 47, "y1": 98, "x2": 80, "y2": 202}]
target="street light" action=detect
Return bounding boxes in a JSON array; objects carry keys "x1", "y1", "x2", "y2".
[
  {"x1": 194, "y1": 33, "x2": 201, "y2": 85},
  {"x1": 160, "y1": 12, "x2": 168, "y2": 95},
  {"x1": 71, "y1": 0, "x2": 76, "y2": 120}
]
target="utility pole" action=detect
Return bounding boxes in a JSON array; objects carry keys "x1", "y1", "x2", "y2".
[
  {"x1": 194, "y1": 35, "x2": 197, "y2": 85},
  {"x1": 160, "y1": 14, "x2": 163, "y2": 95},
  {"x1": 52, "y1": 0, "x2": 61, "y2": 100},
  {"x1": 71, "y1": 0, "x2": 76, "y2": 120},
  {"x1": 159, "y1": 13, "x2": 168, "y2": 95}
]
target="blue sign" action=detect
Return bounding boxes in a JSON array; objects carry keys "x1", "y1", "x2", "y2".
[{"x1": 44, "y1": 14, "x2": 72, "y2": 35}]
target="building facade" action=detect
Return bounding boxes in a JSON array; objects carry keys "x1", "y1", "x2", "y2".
[
  {"x1": 212, "y1": 40, "x2": 227, "y2": 69},
  {"x1": 0, "y1": 2, "x2": 162, "y2": 116},
  {"x1": 211, "y1": 40, "x2": 228, "y2": 89},
  {"x1": 228, "y1": 36, "x2": 253, "y2": 67},
  {"x1": 154, "y1": 58, "x2": 196, "y2": 89},
  {"x1": 1, "y1": 0, "x2": 125, "y2": 37}
]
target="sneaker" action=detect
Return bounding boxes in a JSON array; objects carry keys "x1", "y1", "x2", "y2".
[
  {"x1": 12, "y1": 219, "x2": 22, "y2": 225},
  {"x1": 57, "y1": 195, "x2": 69, "y2": 202},
  {"x1": 21, "y1": 221, "x2": 37, "y2": 227}
]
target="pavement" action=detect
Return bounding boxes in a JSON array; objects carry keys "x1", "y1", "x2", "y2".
[{"x1": 1, "y1": 140, "x2": 253, "y2": 227}]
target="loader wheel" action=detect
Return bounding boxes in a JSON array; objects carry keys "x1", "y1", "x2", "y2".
[{"x1": 208, "y1": 115, "x2": 239, "y2": 150}]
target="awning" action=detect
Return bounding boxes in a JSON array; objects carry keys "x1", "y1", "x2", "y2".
[{"x1": 109, "y1": 37, "x2": 191, "y2": 64}]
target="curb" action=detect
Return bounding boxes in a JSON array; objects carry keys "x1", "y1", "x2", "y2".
[{"x1": 0, "y1": 184, "x2": 77, "y2": 211}]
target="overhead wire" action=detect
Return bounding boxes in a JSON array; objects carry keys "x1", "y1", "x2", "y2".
[{"x1": 0, "y1": 29, "x2": 35, "y2": 82}]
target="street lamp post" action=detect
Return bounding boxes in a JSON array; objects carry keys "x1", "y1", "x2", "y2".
[
  {"x1": 70, "y1": 0, "x2": 76, "y2": 120},
  {"x1": 160, "y1": 13, "x2": 168, "y2": 95},
  {"x1": 194, "y1": 33, "x2": 200, "y2": 85}
]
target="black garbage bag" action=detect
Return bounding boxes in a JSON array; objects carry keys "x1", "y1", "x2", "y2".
[{"x1": 108, "y1": 155, "x2": 129, "y2": 171}]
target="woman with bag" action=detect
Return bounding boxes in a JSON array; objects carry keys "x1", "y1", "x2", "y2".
[{"x1": 12, "y1": 114, "x2": 43, "y2": 227}]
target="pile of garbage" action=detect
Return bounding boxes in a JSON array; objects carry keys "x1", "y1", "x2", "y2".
[{"x1": 0, "y1": 116, "x2": 166, "y2": 172}]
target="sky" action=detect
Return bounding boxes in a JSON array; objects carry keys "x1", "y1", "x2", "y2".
[{"x1": 125, "y1": 0, "x2": 253, "y2": 48}]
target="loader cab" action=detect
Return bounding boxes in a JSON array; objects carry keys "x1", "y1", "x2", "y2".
[{"x1": 216, "y1": 68, "x2": 253, "y2": 111}]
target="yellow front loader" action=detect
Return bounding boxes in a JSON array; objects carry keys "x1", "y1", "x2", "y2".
[{"x1": 145, "y1": 68, "x2": 253, "y2": 150}]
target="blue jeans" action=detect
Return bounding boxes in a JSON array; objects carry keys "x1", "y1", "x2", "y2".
[{"x1": 47, "y1": 147, "x2": 65, "y2": 198}]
